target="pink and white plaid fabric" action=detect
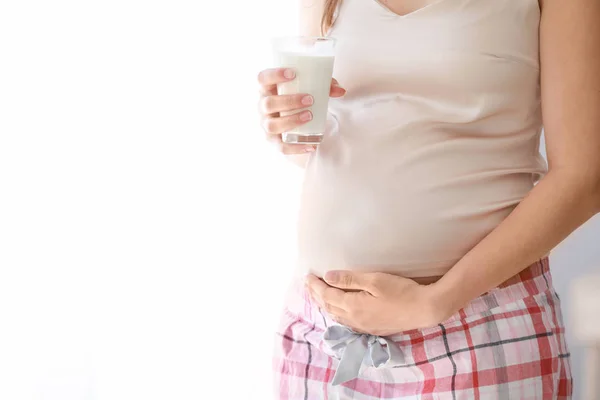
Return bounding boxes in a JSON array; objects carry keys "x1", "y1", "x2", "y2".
[{"x1": 273, "y1": 258, "x2": 573, "y2": 399}]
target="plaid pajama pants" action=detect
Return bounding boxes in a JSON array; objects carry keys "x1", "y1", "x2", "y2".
[{"x1": 273, "y1": 258, "x2": 573, "y2": 399}]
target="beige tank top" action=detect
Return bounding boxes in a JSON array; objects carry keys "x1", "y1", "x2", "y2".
[{"x1": 297, "y1": 0, "x2": 547, "y2": 278}]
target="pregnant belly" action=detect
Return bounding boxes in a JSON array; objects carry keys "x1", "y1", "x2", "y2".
[
  {"x1": 297, "y1": 206, "x2": 510, "y2": 278},
  {"x1": 295, "y1": 126, "x2": 540, "y2": 278},
  {"x1": 296, "y1": 173, "x2": 522, "y2": 279}
]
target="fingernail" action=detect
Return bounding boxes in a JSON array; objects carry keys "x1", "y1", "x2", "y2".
[
  {"x1": 300, "y1": 111, "x2": 312, "y2": 122},
  {"x1": 301, "y1": 95, "x2": 314, "y2": 106},
  {"x1": 304, "y1": 146, "x2": 316, "y2": 152},
  {"x1": 283, "y1": 69, "x2": 295, "y2": 79},
  {"x1": 325, "y1": 271, "x2": 338, "y2": 283}
]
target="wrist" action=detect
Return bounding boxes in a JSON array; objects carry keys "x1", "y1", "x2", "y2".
[{"x1": 424, "y1": 278, "x2": 464, "y2": 324}]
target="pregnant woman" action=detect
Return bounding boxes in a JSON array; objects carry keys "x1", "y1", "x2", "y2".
[{"x1": 257, "y1": 0, "x2": 599, "y2": 398}]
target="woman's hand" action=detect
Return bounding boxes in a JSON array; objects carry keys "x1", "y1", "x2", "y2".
[
  {"x1": 306, "y1": 271, "x2": 452, "y2": 336},
  {"x1": 257, "y1": 68, "x2": 345, "y2": 154}
]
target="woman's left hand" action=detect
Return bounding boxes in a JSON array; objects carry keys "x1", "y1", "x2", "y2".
[{"x1": 306, "y1": 271, "x2": 453, "y2": 336}]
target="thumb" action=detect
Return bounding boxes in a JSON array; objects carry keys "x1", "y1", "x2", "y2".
[
  {"x1": 324, "y1": 270, "x2": 369, "y2": 291},
  {"x1": 329, "y1": 79, "x2": 346, "y2": 98}
]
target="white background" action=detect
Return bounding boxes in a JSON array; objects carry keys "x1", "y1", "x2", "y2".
[
  {"x1": 1, "y1": 1, "x2": 300, "y2": 399},
  {"x1": 0, "y1": 1, "x2": 597, "y2": 399}
]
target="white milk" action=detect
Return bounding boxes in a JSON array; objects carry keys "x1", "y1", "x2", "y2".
[{"x1": 273, "y1": 39, "x2": 335, "y2": 144}]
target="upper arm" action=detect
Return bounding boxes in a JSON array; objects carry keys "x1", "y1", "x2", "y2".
[
  {"x1": 299, "y1": 0, "x2": 326, "y2": 36},
  {"x1": 539, "y1": 0, "x2": 600, "y2": 180}
]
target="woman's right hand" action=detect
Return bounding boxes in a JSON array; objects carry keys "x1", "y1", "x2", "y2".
[{"x1": 257, "y1": 68, "x2": 346, "y2": 154}]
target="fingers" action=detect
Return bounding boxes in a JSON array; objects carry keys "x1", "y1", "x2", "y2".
[
  {"x1": 256, "y1": 70, "x2": 345, "y2": 156},
  {"x1": 258, "y1": 81, "x2": 315, "y2": 154},
  {"x1": 306, "y1": 279, "x2": 348, "y2": 316},
  {"x1": 329, "y1": 78, "x2": 346, "y2": 98},
  {"x1": 310, "y1": 290, "x2": 347, "y2": 317},
  {"x1": 306, "y1": 281, "x2": 366, "y2": 332},
  {"x1": 258, "y1": 70, "x2": 345, "y2": 99},
  {"x1": 259, "y1": 93, "x2": 313, "y2": 115},
  {"x1": 257, "y1": 68, "x2": 296, "y2": 95},
  {"x1": 306, "y1": 275, "x2": 349, "y2": 310},
  {"x1": 262, "y1": 110, "x2": 312, "y2": 136},
  {"x1": 322, "y1": 271, "x2": 379, "y2": 293},
  {"x1": 331, "y1": 316, "x2": 367, "y2": 333}
]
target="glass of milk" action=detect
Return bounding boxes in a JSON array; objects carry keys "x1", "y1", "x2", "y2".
[{"x1": 272, "y1": 36, "x2": 336, "y2": 145}]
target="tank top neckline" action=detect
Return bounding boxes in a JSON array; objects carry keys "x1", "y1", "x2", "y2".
[{"x1": 371, "y1": 0, "x2": 455, "y2": 18}]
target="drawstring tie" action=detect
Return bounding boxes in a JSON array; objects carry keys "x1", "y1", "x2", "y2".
[{"x1": 322, "y1": 325, "x2": 405, "y2": 385}]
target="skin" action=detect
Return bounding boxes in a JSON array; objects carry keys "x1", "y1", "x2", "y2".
[
  {"x1": 257, "y1": 69, "x2": 346, "y2": 167},
  {"x1": 261, "y1": 0, "x2": 600, "y2": 336},
  {"x1": 378, "y1": 0, "x2": 440, "y2": 16}
]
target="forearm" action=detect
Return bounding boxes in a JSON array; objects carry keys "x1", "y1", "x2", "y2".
[{"x1": 433, "y1": 169, "x2": 600, "y2": 315}]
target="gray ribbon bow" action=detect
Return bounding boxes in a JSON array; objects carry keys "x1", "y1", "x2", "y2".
[{"x1": 323, "y1": 325, "x2": 405, "y2": 385}]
